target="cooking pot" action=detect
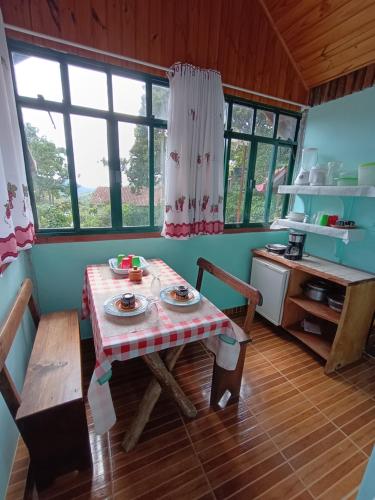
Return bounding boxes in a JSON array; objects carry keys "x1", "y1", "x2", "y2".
[{"x1": 303, "y1": 280, "x2": 329, "y2": 302}]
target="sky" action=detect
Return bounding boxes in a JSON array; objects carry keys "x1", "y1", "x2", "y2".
[{"x1": 14, "y1": 55, "x2": 145, "y2": 188}]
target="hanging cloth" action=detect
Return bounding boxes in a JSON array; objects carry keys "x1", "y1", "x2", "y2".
[
  {"x1": 0, "y1": 10, "x2": 34, "y2": 267},
  {"x1": 162, "y1": 63, "x2": 225, "y2": 239}
]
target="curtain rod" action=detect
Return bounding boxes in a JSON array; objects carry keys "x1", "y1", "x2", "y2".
[{"x1": 5, "y1": 23, "x2": 310, "y2": 110}]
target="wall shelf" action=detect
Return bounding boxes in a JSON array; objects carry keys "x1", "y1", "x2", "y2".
[
  {"x1": 278, "y1": 185, "x2": 375, "y2": 197},
  {"x1": 270, "y1": 219, "x2": 365, "y2": 243}
]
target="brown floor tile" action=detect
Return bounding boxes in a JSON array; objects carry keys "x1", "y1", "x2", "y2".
[{"x1": 7, "y1": 317, "x2": 372, "y2": 500}]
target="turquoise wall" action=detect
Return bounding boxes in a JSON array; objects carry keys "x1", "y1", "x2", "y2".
[
  {"x1": 0, "y1": 252, "x2": 36, "y2": 500},
  {"x1": 31, "y1": 231, "x2": 288, "y2": 338},
  {"x1": 296, "y1": 86, "x2": 375, "y2": 272}
]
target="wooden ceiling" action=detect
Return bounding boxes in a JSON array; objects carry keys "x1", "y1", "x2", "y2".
[
  {"x1": 1, "y1": 0, "x2": 374, "y2": 108},
  {"x1": 262, "y1": 0, "x2": 375, "y2": 88},
  {"x1": 0, "y1": 0, "x2": 308, "y2": 110}
]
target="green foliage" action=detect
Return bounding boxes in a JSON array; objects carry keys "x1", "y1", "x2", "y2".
[{"x1": 25, "y1": 123, "x2": 73, "y2": 229}]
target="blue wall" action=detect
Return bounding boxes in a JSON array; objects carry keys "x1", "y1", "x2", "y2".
[
  {"x1": 296, "y1": 86, "x2": 375, "y2": 272},
  {"x1": 31, "y1": 231, "x2": 288, "y2": 338},
  {"x1": 0, "y1": 252, "x2": 36, "y2": 500}
]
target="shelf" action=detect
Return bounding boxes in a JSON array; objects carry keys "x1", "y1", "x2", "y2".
[
  {"x1": 288, "y1": 296, "x2": 341, "y2": 325},
  {"x1": 270, "y1": 219, "x2": 365, "y2": 243},
  {"x1": 284, "y1": 323, "x2": 333, "y2": 360},
  {"x1": 278, "y1": 185, "x2": 375, "y2": 197}
]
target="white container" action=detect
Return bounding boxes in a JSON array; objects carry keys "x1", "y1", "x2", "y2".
[
  {"x1": 294, "y1": 148, "x2": 318, "y2": 185},
  {"x1": 358, "y1": 163, "x2": 375, "y2": 186},
  {"x1": 309, "y1": 165, "x2": 327, "y2": 186}
]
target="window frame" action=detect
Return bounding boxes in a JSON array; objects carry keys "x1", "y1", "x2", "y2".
[
  {"x1": 9, "y1": 39, "x2": 301, "y2": 236},
  {"x1": 224, "y1": 95, "x2": 300, "y2": 229}
]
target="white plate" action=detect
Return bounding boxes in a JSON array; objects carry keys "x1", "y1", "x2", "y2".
[
  {"x1": 108, "y1": 256, "x2": 149, "y2": 276},
  {"x1": 104, "y1": 294, "x2": 148, "y2": 317},
  {"x1": 160, "y1": 285, "x2": 201, "y2": 307}
]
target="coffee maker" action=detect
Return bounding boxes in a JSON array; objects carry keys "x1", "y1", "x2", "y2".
[{"x1": 284, "y1": 231, "x2": 306, "y2": 260}]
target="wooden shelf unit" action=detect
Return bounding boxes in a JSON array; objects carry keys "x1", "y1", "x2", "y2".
[
  {"x1": 252, "y1": 249, "x2": 375, "y2": 373},
  {"x1": 287, "y1": 296, "x2": 341, "y2": 325}
]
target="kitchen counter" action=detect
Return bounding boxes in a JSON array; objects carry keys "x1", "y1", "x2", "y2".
[{"x1": 253, "y1": 248, "x2": 375, "y2": 287}]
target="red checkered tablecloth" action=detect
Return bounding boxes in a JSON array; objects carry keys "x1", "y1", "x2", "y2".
[{"x1": 82, "y1": 259, "x2": 236, "y2": 434}]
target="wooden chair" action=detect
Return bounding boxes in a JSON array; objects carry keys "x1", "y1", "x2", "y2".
[
  {"x1": 196, "y1": 257, "x2": 262, "y2": 406},
  {"x1": 0, "y1": 278, "x2": 91, "y2": 493}
]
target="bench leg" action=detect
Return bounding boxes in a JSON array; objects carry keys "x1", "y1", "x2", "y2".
[{"x1": 210, "y1": 342, "x2": 248, "y2": 407}]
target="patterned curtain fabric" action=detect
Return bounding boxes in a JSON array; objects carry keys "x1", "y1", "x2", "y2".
[
  {"x1": 162, "y1": 63, "x2": 225, "y2": 239},
  {"x1": 0, "y1": 11, "x2": 34, "y2": 267}
]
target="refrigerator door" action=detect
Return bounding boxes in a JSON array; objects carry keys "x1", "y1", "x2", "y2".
[{"x1": 250, "y1": 257, "x2": 290, "y2": 326}]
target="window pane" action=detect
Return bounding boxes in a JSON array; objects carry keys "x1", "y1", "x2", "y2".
[
  {"x1": 113, "y1": 75, "x2": 146, "y2": 116},
  {"x1": 277, "y1": 115, "x2": 297, "y2": 141},
  {"x1": 268, "y1": 147, "x2": 292, "y2": 222},
  {"x1": 21, "y1": 108, "x2": 72, "y2": 229},
  {"x1": 250, "y1": 143, "x2": 274, "y2": 223},
  {"x1": 231, "y1": 104, "x2": 254, "y2": 134},
  {"x1": 69, "y1": 65, "x2": 108, "y2": 110},
  {"x1": 154, "y1": 128, "x2": 167, "y2": 225},
  {"x1": 119, "y1": 123, "x2": 150, "y2": 227},
  {"x1": 254, "y1": 109, "x2": 275, "y2": 138},
  {"x1": 225, "y1": 140, "x2": 251, "y2": 224},
  {"x1": 152, "y1": 85, "x2": 169, "y2": 120},
  {"x1": 71, "y1": 115, "x2": 111, "y2": 227},
  {"x1": 13, "y1": 53, "x2": 62, "y2": 102}
]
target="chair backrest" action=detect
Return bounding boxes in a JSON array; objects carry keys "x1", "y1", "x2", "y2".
[
  {"x1": 0, "y1": 278, "x2": 39, "y2": 419},
  {"x1": 196, "y1": 257, "x2": 262, "y2": 335}
]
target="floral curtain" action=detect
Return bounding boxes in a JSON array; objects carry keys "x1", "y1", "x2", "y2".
[
  {"x1": 0, "y1": 11, "x2": 34, "y2": 267},
  {"x1": 162, "y1": 63, "x2": 225, "y2": 239}
]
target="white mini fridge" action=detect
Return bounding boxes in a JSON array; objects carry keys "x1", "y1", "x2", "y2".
[{"x1": 250, "y1": 257, "x2": 291, "y2": 326}]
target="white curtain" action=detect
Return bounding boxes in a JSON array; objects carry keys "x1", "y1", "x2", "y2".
[
  {"x1": 162, "y1": 63, "x2": 225, "y2": 239},
  {"x1": 0, "y1": 10, "x2": 34, "y2": 267}
]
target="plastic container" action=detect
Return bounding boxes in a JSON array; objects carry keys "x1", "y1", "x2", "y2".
[
  {"x1": 358, "y1": 162, "x2": 375, "y2": 186},
  {"x1": 327, "y1": 161, "x2": 343, "y2": 185},
  {"x1": 337, "y1": 175, "x2": 358, "y2": 186},
  {"x1": 309, "y1": 165, "x2": 327, "y2": 185}
]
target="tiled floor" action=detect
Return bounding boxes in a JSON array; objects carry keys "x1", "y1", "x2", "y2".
[{"x1": 7, "y1": 315, "x2": 375, "y2": 499}]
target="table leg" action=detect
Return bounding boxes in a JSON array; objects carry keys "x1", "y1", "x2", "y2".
[
  {"x1": 122, "y1": 345, "x2": 189, "y2": 452},
  {"x1": 142, "y1": 351, "x2": 197, "y2": 419}
]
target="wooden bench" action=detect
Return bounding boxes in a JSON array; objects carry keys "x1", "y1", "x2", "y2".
[
  {"x1": 0, "y1": 278, "x2": 91, "y2": 492},
  {"x1": 196, "y1": 257, "x2": 263, "y2": 406}
]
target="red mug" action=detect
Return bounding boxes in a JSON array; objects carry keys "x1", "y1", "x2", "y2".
[{"x1": 328, "y1": 215, "x2": 339, "y2": 226}]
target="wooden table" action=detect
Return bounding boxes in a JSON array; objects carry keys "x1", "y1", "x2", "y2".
[{"x1": 82, "y1": 259, "x2": 237, "y2": 450}]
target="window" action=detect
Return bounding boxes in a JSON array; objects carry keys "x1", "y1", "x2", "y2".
[
  {"x1": 11, "y1": 41, "x2": 300, "y2": 235},
  {"x1": 225, "y1": 99, "x2": 299, "y2": 227}
]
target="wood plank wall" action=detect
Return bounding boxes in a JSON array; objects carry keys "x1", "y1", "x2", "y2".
[
  {"x1": 309, "y1": 63, "x2": 375, "y2": 107},
  {"x1": 0, "y1": 0, "x2": 308, "y2": 111}
]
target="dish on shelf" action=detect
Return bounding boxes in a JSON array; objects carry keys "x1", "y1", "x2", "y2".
[
  {"x1": 329, "y1": 223, "x2": 357, "y2": 229},
  {"x1": 286, "y1": 211, "x2": 305, "y2": 222},
  {"x1": 327, "y1": 294, "x2": 345, "y2": 312}
]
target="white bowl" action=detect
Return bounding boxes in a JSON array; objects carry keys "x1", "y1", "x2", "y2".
[{"x1": 286, "y1": 212, "x2": 305, "y2": 222}]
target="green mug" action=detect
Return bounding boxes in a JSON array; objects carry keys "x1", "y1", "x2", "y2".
[{"x1": 318, "y1": 214, "x2": 329, "y2": 226}]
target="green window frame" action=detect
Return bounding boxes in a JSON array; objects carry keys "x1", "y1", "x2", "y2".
[
  {"x1": 9, "y1": 40, "x2": 301, "y2": 236},
  {"x1": 223, "y1": 97, "x2": 300, "y2": 229}
]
